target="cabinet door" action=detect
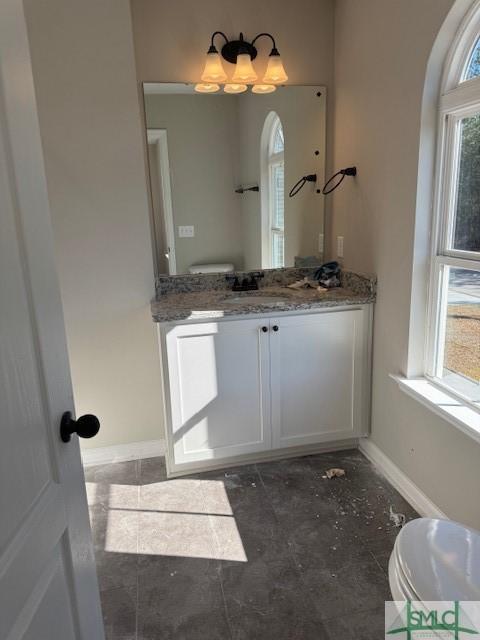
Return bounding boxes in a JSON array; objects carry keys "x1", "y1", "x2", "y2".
[
  {"x1": 270, "y1": 309, "x2": 369, "y2": 449},
  {"x1": 164, "y1": 318, "x2": 271, "y2": 470}
]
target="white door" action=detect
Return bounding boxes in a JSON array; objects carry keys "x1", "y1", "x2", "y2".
[
  {"x1": 0, "y1": 2, "x2": 104, "y2": 639},
  {"x1": 164, "y1": 318, "x2": 271, "y2": 473},
  {"x1": 147, "y1": 130, "x2": 176, "y2": 275},
  {"x1": 269, "y1": 309, "x2": 369, "y2": 449}
]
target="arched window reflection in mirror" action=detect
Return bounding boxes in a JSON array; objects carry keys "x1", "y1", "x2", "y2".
[
  {"x1": 261, "y1": 112, "x2": 285, "y2": 268},
  {"x1": 464, "y1": 37, "x2": 480, "y2": 80}
]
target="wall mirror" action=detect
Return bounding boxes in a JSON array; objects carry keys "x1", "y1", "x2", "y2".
[{"x1": 142, "y1": 83, "x2": 326, "y2": 276}]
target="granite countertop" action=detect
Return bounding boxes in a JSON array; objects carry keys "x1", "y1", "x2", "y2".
[{"x1": 151, "y1": 282, "x2": 375, "y2": 323}]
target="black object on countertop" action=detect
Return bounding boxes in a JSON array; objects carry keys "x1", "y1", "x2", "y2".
[
  {"x1": 226, "y1": 271, "x2": 265, "y2": 291},
  {"x1": 314, "y1": 261, "x2": 341, "y2": 289}
]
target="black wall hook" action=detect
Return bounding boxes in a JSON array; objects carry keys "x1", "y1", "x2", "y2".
[
  {"x1": 289, "y1": 174, "x2": 317, "y2": 198},
  {"x1": 322, "y1": 166, "x2": 357, "y2": 195},
  {"x1": 235, "y1": 185, "x2": 259, "y2": 194}
]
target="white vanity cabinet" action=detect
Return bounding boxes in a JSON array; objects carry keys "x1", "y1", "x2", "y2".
[
  {"x1": 159, "y1": 305, "x2": 372, "y2": 476},
  {"x1": 163, "y1": 318, "x2": 272, "y2": 468},
  {"x1": 269, "y1": 309, "x2": 370, "y2": 449}
]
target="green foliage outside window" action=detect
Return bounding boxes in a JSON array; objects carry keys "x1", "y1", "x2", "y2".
[{"x1": 454, "y1": 114, "x2": 480, "y2": 252}]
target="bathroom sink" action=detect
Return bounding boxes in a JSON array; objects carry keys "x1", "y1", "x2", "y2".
[{"x1": 224, "y1": 295, "x2": 289, "y2": 305}]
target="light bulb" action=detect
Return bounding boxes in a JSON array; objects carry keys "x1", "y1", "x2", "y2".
[
  {"x1": 232, "y1": 53, "x2": 258, "y2": 83},
  {"x1": 224, "y1": 83, "x2": 248, "y2": 94},
  {"x1": 200, "y1": 51, "x2": 228, "y2": 83},
  {"x1": 263, "y1": 51, "x2": 288, "y2": 84},
  {"x1": 194, "y1": 83, "x2": 220, "y2": 93},
  {"x1": 252, "y1": 84, "x2": 276, "y2": 94}
]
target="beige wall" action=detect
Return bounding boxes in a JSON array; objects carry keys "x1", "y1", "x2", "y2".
[
  {"x1": 131, "y1": 0, "x2": 335, "y2": 252},
  {"x1": 24, "y1": 0, "x2": 164, "y2": 449},
  {"x1": 237, "y1": 87, "x2": 326, "y2": 269},
  {"x1": 145, "y1": 93, "x2": 244, "y2": 273},
  {"x1": 332, "y1": 0, "x2": 480, "y2": 528},
  {"x1": 131, "y1": 0, "x2": 334, "y2": 85}
]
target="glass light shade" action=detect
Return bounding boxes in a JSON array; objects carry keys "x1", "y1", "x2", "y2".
[
  {"x1": 251, "y1": 84, "x2": 276, "y2": 94},
  {"x1": 263, "y1": 54, "x2": 288, "y2": 84},
  {"x1": 200, "y1": 51, "x2": 228, "y2": 83},
  {"x1": 232, "y1": 53, "x2": 258, "y2": 83},
  {"x1": 224, "y1": 83, "x2": 248, "y2": 94},
  {"x1": 194, "y1": 83, "x2": 220, "y2": 93}
]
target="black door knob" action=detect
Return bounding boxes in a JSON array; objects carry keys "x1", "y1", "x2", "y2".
[
  {"x1": 60, "y1": 411, "x2": 100, "y2": 443},
  {"x1": 272, "y1": 325, "x2": 279, "y2": 332},
  {"x1": 261, "y1": 326, "x2": 268, "y2": 332}
]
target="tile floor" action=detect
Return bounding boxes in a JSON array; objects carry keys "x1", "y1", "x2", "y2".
[{"x1": 85, "y1": 449, "x2": 418, "y2": 640}]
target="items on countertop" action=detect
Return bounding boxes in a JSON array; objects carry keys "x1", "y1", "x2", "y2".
[
  {"x1": 314, "y1": 261, "x2": 341, "y2": 288},
  {"x1": 287, "y1": 261, "x2": 341, "y2": 292},
  {"x1": 155, "y1": 265, "x2": 375, "y2": 298},
  {"x1": 151, "y1": 268, "x2": 376, "y2": 322},
  {"x1": 287, "y1": 277, "x2": 323, "y2": 290}
]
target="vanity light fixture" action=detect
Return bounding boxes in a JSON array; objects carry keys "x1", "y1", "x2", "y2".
[
  {"x1": 194, "y1": 82, "x2": 221, "y2": 93},
  {"x1": 252, "y1": 84, "x2": 276, "y2": 94},
  {"x1": 224, "y1": 83, "x2": 248, "y2": 94},
  {"x1": 196, "y1": 31, "x2": 288, "y2": 94},
  {"x1": 232, "y1": 51, "x2": 258, "y2": 83},
  {"x1": 200, "y1": 47, "x2": 228, "y2": 83},
  {"x1": 263, "y1": 52, "x2": 289, "y2": 84}
]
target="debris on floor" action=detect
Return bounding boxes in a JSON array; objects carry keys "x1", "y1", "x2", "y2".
[
  {"x1": 389, "y1": 506, "x2": 406, "y2": 528},
  {"x1": 322, "y1": 468, "x2": 346, "y2": 479},
  {"x1": 223, "y1": 472, "x2": 242, "y2": 488}
]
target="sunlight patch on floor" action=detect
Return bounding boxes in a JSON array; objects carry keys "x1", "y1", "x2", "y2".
[{"x1": 89, "y1": 477, "x2": 247, "y2": 561}]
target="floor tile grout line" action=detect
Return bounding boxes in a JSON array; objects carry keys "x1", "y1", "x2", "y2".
[
  {"x1": 255, "y1": 463, "x2": 331, "y2": 630},
  {"x1": 200, "y1": 470, "x2": 226, "y2": 561},
  {"x1": 217, "y1": 561, "x2": 235, "y2": 640},
  {"x1": 319, "y1": 600, "x2": 389, "y2": 624},
  {"x1": 255, "y1": 458, "x2": 393, "y2": 626},
  {"x1": 135, "y1": 481, "x2": 139, "y2": 640},
  {"x1": 134, "y1": 568, "x2": 139, "y2": 640},
  {"x1": 369, "y1": 549, "x2": 388, "y2": 576},
  {"x1": 198, "y1": 471, "x2": 235, "y2": 640}
]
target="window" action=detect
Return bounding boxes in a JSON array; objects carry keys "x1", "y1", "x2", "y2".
[
  {"x1": 428, "y1": 21, "x2": 480, "y2": 410},
  {"x1": 261, "y1": 112, "x2": 285, "y2": 268},
  {"x1": 465, "y1": 37, "x2": 480, "y2": 80}
]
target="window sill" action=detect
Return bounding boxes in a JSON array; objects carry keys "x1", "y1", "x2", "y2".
[{"x1": 391, "y1": 375, "x2": 480, "y2": 445}]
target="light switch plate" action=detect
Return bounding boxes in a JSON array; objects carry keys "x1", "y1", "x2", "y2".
[
  {"x1": 178, "y1": 225, "x2": 195, "y2": 238},
  {"x1": 318, "y1": 234, "x2": 324, "y2": 253},
  {"x1": 337, "y1": 235, "x2": 344, "y2": 258}
]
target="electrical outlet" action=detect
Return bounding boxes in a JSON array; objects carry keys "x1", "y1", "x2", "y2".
[
  {"x1": 337, "y1": 235, "x2": 344, "y2": 258},
  {"x1": 318, "y1": 234, "x2": 324, "y2": 253},
  {"x1": 178, "y1": 225, "x2": 195, "y2": 238}
]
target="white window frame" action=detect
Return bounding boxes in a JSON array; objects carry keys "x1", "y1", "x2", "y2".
[
  {"x1": 260, "y1": 112, "x2": 285, "y2": 269},
  {"x1": 426, "y1": 4, "x2": 480, "y2": 412}
]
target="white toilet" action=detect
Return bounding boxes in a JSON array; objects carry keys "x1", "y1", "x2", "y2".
[
  {"x1": 188, "y1": 263, "x2": 234, "y2": 274},
  {"x1": 389, "y1": 518, "x2": 480, "y2": 601}
]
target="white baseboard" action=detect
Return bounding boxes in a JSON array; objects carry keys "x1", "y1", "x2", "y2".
[
  {"x1": 359, "y1": 438, "x2": 448, "y2": 519},
  {"x1": 81, "y1": 436, "x2": 448, "y2": 521},
  {"x1": 81, "y1": 439, "x2": 166, "y2": 467}
]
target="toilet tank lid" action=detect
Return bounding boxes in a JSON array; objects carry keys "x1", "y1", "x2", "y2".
[
  {"x1": 395, "y1": 518, "x2": 480, "y2": 601},
  {"x1": 188, "y1": 263, "x2": 234, "y2": 274}
]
